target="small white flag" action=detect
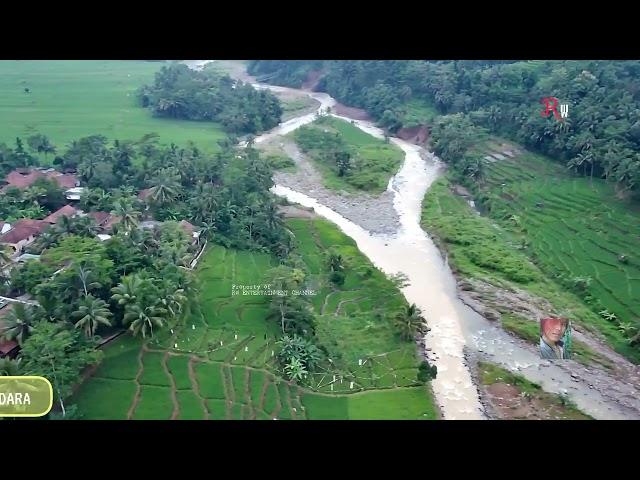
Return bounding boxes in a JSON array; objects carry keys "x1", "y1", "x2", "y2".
[
  {"x1": 244, "y1": 346, "x2": 248, "y2": 352},
  {"x1": 174, "y1": 343, "x2": 178, "y2": 349}
]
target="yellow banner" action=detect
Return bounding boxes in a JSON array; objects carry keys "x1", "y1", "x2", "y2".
[{"x1": 0, "y1": 376, "x2": 53, "y2": 417}]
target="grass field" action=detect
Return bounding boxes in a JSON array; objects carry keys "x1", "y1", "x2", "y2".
[
  {"x1": 72, "y1": 218, "x2": 438, "y2": 419},
  {"x1": 422, "y1": 130, "x2": 640, "y2": 363},
  {"x1": 400, "y1": 98, "x2": 438, "y2": 127},
  {"x1": 0, "y1": 60, "x2": 226, "y2": 159},
  {"x1": 291, "y1": 116, "x2": 404, "y2": 194}
]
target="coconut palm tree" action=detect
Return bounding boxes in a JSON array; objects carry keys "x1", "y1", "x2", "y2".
[
  {"x1": 76, "y1": 265, "x2": 102, "y2": 296},
  {"x1": 111, "y1": 199, "x2": 140, "y2": 232},
  {"x1": 72, "y1": 294, "x2": 112, "y2": 338},
  {"x1": 1, "y1": 303, "x2": 38, "y2": 346},
  {"x1": 111, "y1": 275, "x2": 145, "y2": 309},
  {"x1": 0, "y1": 357, "x2": 21, "y2": 376},
  {"x1": 393, "y1": 303, "x2": 425, "y2": 342},
  {"x1": 284, "y1": 357, "x2": 308, "y2": 381},
  {"x1": 159, "y1": 287, "x2": 187, "y2": 319},
  {"x1": 124, "y1": 303, "x2": 167, "y2": 338}
]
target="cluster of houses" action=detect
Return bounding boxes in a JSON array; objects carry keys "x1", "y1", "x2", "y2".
[{"x1": 0, "y1": 168, "x2": 203, "y2": 359}]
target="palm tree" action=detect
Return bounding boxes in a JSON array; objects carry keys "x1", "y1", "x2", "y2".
[
  {"x1": 616, "y1": 322, "x2": 637, "y2": 337},
  {"x1": 1, "y1": 303, "x2": 38, "y2": 346},
  {"x1": 111, "y1": 275, "x2": 145, "y2": 309},
  {"x1": 0, "y1": 246, "x2": 13, "y2": 272},
  {"x1": 284, "y1": 357, "x2": 308, "y2": 381},
  {"x1": 124, "y1": 303, "x2": 167, "y2": 338},
  {"x1": 159, "y1": 287, "x2": 187, "y2": 319},
  {"x1": 111, "y1": 199, "x2": 140, "y2": 232},
  {"x1": 0, "y1": 357, "x2": 21, "y2": 376},
  {"x1": 53, "y1": 215, "x2": 75, "y2": 236},
  {"x1": 393, "y1": 303, "x2": 425, "y2": 342},
  {"x1": 76, "y1": 265, "x2": 102, "y2": 296},
  {"x1": 327, "y1": 251, "x2": 344, "y2": 272},
  {"x1": 73, "y1": 294, "x2": 112, "y2": 338},
  {"x1": 149, "y1": 182, "x2": 179, "y2": 206}
]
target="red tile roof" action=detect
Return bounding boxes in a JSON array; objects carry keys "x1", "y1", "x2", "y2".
[
  {"x1": 49, "y1": 172, "x2": 78, "y2": 189},
  {"x1": 3, "y1": 170, "x2": 44, "y2": 189},
  {"x1": 88, "y1": 211, "x2": 111, "y2": 226},
  {"x1": 0, "y1": 339, "x2": 18, "y2": 356},
  {"x1": 0, "y1": 219, "x2": 47, "y2": 244},
  {"x1": 43, "y1": 205, "x2": 78, "y2": 224},
  {"x1": 103, "y1": 215, "x2": 121, "y2": 231},
  {"x1": 2, "y1": 169, "x2": 78, "y2": 190},
  {"x1": 179, "y1": 220, "x2": 196, "y2": 236}
]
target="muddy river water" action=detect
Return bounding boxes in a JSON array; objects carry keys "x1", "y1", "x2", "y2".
[{"x1": 187, "y1": 60, "x2": 638, "y2": 419}]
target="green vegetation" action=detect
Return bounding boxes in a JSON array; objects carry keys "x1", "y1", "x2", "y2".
[
  {"x1": 254, "y1": 60, "x2": 640, "y2": 196},
  {"x1": 73, "y1": 218, "x2": 438, "y2": 419},
  {"x1": 421, "y1": 176, "x2": 640, "y2": 363},
  {"x1": 292, "y1": 116, "x2": 403, "y2": 193},
  {"x1": 281, "y1": 96, "x2": 320, "y2": 121},
  {"x1": 138, "y1": 63, "x2": 282, "y2": 135},
  {"x1": 0, "y1": 60, "x2": 226, "y2": 155},
  {"x1": 247, "y1": 60, "x2": 324, "y2": 87},
  {"x1": 478, "y1": 361, "x2": 592, "y2": 420}
]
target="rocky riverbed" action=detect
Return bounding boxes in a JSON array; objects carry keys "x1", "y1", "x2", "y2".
[{"x1": 265, "y1": 139, "x2": 400, "y2": 235}]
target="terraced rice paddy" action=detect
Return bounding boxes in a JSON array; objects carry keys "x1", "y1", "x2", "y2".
[
  {"x1": 481, "y1": 150, "x2": 640, "y2": 328},
  {"x1": 72, "y1": 218, "x2": 438, "y2": 419}
]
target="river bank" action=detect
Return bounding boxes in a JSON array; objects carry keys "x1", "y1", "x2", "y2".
[{"x1": 192, "y1": 60, "x2": 640, "y2": 420}]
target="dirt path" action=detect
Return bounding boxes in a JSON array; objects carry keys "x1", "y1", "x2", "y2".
[
  {"x1": 187, "y1": 356, "x2": 210, "y2": 420},
  {"x1": 126, "y1": 345, "x2": 145, "y2": 420},
  {"x1": 162, "y1": 351, "x2": 180, "y2": 420}
]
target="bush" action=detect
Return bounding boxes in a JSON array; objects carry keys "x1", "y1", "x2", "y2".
[{"x1": 417, "y1": 360, "x2": 437, "y2": 383}]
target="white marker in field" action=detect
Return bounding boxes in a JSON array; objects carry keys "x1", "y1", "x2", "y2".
[
  {"x1": 244, "y1": 346, "x2": 248, "y2": 352},
  {"x1": 358, "y1": 359, "x2": 362, "y2": 366},
  {"x1": 235, "y1": 334, "x2": 238, "y2": 340},
  {"x1": 192, "y1": 324, "x2": 195, "y2": 330},
  {"x1": 350, "y1": 382, "x2": 354, "y2": 389},
  {"x1": 174, "y1": 343, "x2": 178, "y2": 349}
]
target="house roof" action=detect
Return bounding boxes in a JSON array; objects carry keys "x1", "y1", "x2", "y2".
[
  {"x1": 3, "y1": 170, "x2": 44, "y2": 189},
  {"x1": 2, "y1": 169, "x2": 78, "y2": 190},
  {"x1": 179, "y1": 220, "x2": 200, "y2": 237},
  {"x1": 88, "y1": 211, "x2": 111, "y2": 226},
  {"x1": 0, "y1": 339, "x2": 18, "y2": 356},
  {"x1": 43, "y1": 204, "x2": 78, "y2": 224},
  {"x1": 103, "y1": 215, "x2": 121, "y2": 231},
  {"x1": 51, "y1": 172, "x2": 78, "y2": 189},
  {"x1": 0, "y1": 219, "x2": 48, "y2": 244}
]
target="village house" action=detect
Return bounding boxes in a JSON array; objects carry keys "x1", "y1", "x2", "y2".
[
  {"x1": 1, "y1": 168, "x2": 79, "y2": 192},
  {"x1": 87, "y1": 211, "x2": 120, "y2": 234},
  {"x1": 43, "y1": 204, "x2": 79, "y2": 224},
  {"x1": 0, "y1": 219, "x2": 48, "y2": 254}
]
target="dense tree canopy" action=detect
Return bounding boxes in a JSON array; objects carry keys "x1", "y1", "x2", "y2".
[
  {"x1": 138, "y1": 63, "x2": 283, "y2": 135},
  {"x1": 251, "y1": 60, "x2": 640, "y2": 195}
]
